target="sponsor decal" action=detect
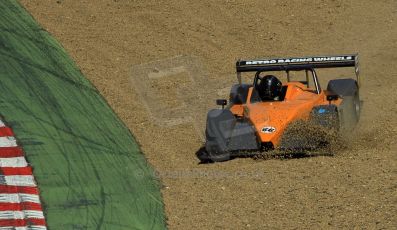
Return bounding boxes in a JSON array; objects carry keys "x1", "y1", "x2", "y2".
[
  {"x1": 245, "y1": 56, "x2": 353, "y2": 65},
  {"x1": 261, "y1": 126, "x2": 276, "y2": 134}
]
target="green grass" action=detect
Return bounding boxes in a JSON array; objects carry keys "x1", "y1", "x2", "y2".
[{"x1": 0, "y1": 1, "x2": 166, "y2": 229}]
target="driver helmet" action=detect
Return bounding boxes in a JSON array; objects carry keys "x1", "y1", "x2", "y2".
[{"x1": 257, "y1": 75, "x2": 282, "y2": 100}]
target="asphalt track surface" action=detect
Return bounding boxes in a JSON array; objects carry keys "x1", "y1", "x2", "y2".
[
  {"x1": 20, "y1": 0, "x2": 396, "y2": 229},
  {"x1": 0, "y1": 1, "x2": 166, "y2": 229}
]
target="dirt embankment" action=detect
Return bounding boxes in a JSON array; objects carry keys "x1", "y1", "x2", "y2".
[{"x1": 20, "y1": 0, "x2": 396, "y2": 229}]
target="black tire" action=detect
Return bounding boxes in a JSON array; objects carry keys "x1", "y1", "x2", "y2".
[
  {"x1": 327, "y1": 78, "x2": 360, "y2": 132},
  {"x1": 196, "y1": 147, "x2": 212, "y2": 163},
  {"x1": 208, "y1": 151, "x2": 231, "y2": 162},
  {"x1": 196, "y1": 147, "x2": 230, "y2": 163},
  {"x1": 339, "y1": 92, "x2": 360, "y2": 131},
  {"x1": 353, "y1": 91, "x2": 361, "y2": 120}
]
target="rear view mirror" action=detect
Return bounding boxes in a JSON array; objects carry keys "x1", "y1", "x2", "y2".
[{"x1": 216, "y1": 99, "x2": 227, "y2": 109}]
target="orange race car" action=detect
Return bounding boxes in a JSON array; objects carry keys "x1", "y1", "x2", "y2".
[{"x1": 198, "y1": 54, "x2": 361, "y2": 162}]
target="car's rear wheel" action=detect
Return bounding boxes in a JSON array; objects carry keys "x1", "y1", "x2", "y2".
[
  {"x1": 339, "y1": 92, "x2": 360, "y2": 132},
  {"x1": 326, "y1": 78, "x2": 360, "y2": 131},
  {"x1": 353, "y1": 91, "x2": 361, "y2": 120}
]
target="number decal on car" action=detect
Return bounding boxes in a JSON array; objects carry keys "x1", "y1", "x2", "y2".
[{"x1": 261, "y1": 126, "x2": 276, "y2": 133}]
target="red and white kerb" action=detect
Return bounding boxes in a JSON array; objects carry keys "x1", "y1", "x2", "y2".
[{"x1": 0, "y1": 119, "x2": 47, "y2": 230}]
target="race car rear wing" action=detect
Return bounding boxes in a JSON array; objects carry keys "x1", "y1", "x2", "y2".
[{"x1": 235, "y1": 54, "x2": 360, "y2": 86}]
